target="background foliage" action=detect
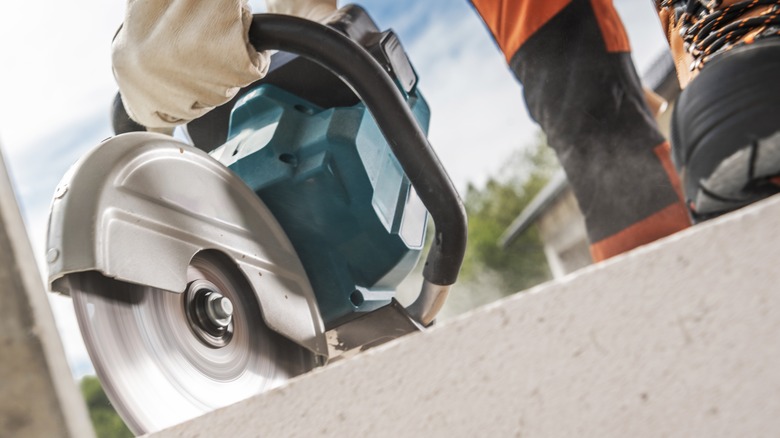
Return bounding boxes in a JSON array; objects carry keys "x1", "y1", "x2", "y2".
[
  {"x1": 80, "y1": 376, "x2": 133, "y2": 438},
  {"x1": 461, "y1": 137, "x2": 558, "y2": 291},
  {"x1": 435, "y1": 135, "x2": 560, "y2": 316}
]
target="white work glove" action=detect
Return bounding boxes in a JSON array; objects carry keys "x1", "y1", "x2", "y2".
[
  {"x1": 113, "y1": 0, "x2": 337, "y2": 129},
  {"x1": 266, "y1": 0, "x2": 338, "y2": 21}
]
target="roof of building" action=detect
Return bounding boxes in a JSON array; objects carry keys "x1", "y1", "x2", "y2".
[{"x1": 498, "y1": 169, "x2": 567, "y2": 248}]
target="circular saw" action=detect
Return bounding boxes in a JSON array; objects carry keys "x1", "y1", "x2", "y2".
[{"x1": 47, "y1": 6, "x2": 467, "y2": 434}]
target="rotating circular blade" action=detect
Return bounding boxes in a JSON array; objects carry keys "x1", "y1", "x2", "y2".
[{"x1": 71, "y1": 252, "x2": 316, "y2": 435}]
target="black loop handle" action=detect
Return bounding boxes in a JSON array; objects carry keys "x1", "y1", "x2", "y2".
[{"x1": 249, "y1": 14, "x2": 467, "y2": 286}]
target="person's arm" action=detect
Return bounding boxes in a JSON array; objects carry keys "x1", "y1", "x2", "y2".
[{"x1": 113, "y1": 0, "x2": 336, "y2": 129}]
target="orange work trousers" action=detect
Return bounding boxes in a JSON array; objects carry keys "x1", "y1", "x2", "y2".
[{"x1": 471, "y1": 0, "x2": 691, "y2": 261}]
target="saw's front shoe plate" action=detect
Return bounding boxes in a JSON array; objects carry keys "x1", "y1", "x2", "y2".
[{"x1": 47, "y1": 132, "x2": 326, "y2": 433}]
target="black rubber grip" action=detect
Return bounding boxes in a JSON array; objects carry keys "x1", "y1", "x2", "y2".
[
  {"x1": 112, "y1": 92, "x2": 146, "y2": 135},
  {"x1": 249, "y1": 14, "x2": 467, "y2": 285}
]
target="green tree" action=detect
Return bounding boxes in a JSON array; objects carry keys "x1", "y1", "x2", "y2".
[
  {"x1": 80, "y1": 376, "x2": 133, "y2": 438},
  {"x1": 434, "y1": 135, "x2": 561, "y2": 318}
]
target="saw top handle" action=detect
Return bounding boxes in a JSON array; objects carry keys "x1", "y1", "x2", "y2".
[{"x1": 249, "y1": 14, "x2": 467, "y2": 324}]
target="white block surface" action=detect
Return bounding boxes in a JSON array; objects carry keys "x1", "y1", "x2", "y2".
[{"x1": 151, "y1": 195, "x2": 780, "y2": 438}]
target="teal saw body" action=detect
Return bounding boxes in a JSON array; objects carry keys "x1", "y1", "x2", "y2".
[{"x1": 219, "y1": 84, "x2": 431, "y2": 327}]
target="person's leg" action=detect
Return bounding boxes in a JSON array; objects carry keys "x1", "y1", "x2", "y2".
[
  {"x1": 470, "y1": 0, "x2": 691, "y2": 261},
  {"x1": 656, "y1": 0, "x2": 780, "y2": 222}
]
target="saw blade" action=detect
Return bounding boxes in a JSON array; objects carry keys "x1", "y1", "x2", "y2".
[{"x1": 71, "y1": 253, "x2": 315, "y2": 435}]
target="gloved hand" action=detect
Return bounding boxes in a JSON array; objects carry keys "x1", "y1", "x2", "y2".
[{"x1": 113, "y1": 0, "x2": 337, "y2": 129}]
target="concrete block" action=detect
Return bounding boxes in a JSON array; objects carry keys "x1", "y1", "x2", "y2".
[
  {"x1": 0, "y1": 149, "x2": 94, "y2": 438},
  {"x1": 151, "y1": 194, "x2": 780, "y2": 437}
]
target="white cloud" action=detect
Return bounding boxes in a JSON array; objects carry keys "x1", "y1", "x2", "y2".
[{"x1": 0, "y1": 2, "x2": 122, "y2": 151}]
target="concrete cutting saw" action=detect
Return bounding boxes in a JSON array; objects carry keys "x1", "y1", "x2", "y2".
[{"x1": 46, "y1": 6, "x2": 467, "y2": 434}]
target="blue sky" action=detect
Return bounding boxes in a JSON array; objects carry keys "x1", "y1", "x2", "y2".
[{"x1": 0, "y1": 0, "x2": 667, "y2": 378}]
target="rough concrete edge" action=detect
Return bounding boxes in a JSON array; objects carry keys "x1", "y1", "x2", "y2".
[{"x1": 0, "y1": 148, "x2": 95, "y2": 438}]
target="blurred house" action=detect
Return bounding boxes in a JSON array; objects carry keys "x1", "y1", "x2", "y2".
[{"x1": 499, "y1": 50, "x2": 681, "y2": 278}]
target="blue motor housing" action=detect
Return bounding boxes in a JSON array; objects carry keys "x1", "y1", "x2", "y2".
[{"x1": 219, "y1": 84, "x2": 430, "y2": 327}]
